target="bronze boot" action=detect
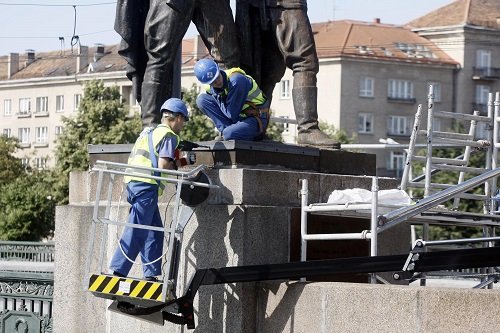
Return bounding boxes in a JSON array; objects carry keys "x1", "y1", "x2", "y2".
[{"x1": 293, "y1": 86, "x2": 340, "y2": 149}]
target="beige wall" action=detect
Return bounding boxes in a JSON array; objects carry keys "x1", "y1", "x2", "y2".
[{"x1": 0, "y1": 73, "x2": 132, "y2": 168}]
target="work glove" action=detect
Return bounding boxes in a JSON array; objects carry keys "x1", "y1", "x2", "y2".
[{"x1": 175, "y1": 149, "x2": 196, "y2": 167}]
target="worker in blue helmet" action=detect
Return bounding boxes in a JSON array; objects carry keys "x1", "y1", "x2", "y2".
[
  {"x1": 194, "y1": 59, "x2": 270, "y2": 141},
  {"x1": 109, "y1": 97, "x2": 193, "y2": 281}
]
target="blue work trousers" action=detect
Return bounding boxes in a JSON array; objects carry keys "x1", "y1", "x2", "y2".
[
  {"x1": 196, "y1": 93, "x2": 268, "y2": 141},
  {"x1": 109, "y1": 182, "x2": 163, "y2": 278}
]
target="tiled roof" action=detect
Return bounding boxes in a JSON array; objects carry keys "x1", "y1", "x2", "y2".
[
  {"x1": 312, "y1": 20, "x2": 457, "y2": 65},
  {"x1": 407, "y1": 0, "x2": 500, "y2": 29},
  {"x1": 0, "y1": 44, "x2": 127, "y2": 81},
  {"x1": 0, "y1": 19, "x2": 458, "y2": 82}
]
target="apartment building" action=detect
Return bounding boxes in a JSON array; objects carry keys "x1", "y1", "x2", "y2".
[
  {"x1": 408, "y1": 0, "x2": 500, "y2": 134},
  {"x1": 0, "y1": 44, "x2": 133, "y2": 168},
  {"x1": 1, "y1": 0, "x2": 498, "y2": 177}
]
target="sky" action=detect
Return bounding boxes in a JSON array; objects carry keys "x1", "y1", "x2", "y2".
[{"x1": 0, "y1": 0, "x2": 455, "y2": 56}]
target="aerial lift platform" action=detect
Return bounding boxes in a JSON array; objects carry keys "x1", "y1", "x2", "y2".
[{"x1": 85, "y1": 160, "x2": 500, "y2": 329}]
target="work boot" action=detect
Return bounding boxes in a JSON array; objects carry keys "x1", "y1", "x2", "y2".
[{"x1": 292, "y1": 86, "x2": 340, "y2": 149}]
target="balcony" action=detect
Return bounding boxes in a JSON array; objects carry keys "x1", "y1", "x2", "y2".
[
  {"x1": 472, "y1": 67, "x2": 500, "y2": 81},
  {"x1": 387, "y1": 96, "x2": 416, "y2": 104},
  {"x1": 16, "y1": 111, "x2": 32, "y2": 118},
  {"x1": 34, "y1": 111, "x2": 49, "y2": 117},
  {"x1": 33, "y1": 141, "x2": 49, "y2": 148}
]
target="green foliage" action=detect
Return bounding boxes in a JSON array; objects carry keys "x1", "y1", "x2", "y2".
[
  {"x1": 319, "y1": 121, "x2": 356, "y2": 144},
  {"x1": 180, "y1": 85, "x2": 218, "y2": 141},
  {"x1": 0, "y1": 135, "x2": 24, "y2": 186},
  {"x1": 0, "y1": 170, "x2": 56, "y2": 241},
  {"x1": 265, "y1": 113, "x2": 285, "y2": 141},
  {"x1": 54, "y1": 80, "x2": 142, "y2": 203}
]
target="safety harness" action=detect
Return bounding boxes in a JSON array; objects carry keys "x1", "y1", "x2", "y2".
[
  {"x1": 125, "y1": 125, "x2": 180, "y2": 195},
  {"x1": 207, "y1": 67, "x2": 270, "y2": 138}
]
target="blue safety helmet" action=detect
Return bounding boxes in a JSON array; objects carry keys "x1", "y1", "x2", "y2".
[
  {"x1": 161, "y1": 98, "x2": 189, "y2": 121},
  {"x1": 194, "y1": 59, "x2": 220, "y2": 85}
]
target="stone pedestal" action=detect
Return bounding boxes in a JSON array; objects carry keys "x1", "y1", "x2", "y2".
[{"x1": 54, "y1": 143, "x2": 410, "y2": 333}]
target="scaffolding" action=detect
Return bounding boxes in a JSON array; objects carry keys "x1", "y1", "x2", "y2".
[{"x1": 299, "y1": 87, "x2": 500, "y2": 287}]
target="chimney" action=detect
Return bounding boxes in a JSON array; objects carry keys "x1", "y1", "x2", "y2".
[
  {"x1": 8, "y1": 53, "x2": 19, "y2": 78},
  {"x1": 374, "y1": 18, "x2": 381, "y2": 24},
  {"x1": 193, "y1": 35, "x2": 206, "y2": 61},
  {"x1": 93, "y1": 43, "x2": 105, "y2": 62},
  {"x1": 77, "y1": 45, "x2": 89, "y2": 73},
  {"x1": 25, "y1": 49, "x2": 35, "y2": 65}
]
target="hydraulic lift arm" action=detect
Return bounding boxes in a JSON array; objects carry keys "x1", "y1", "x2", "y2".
[{"x1": 116, "y1": 245, "x2": 500, "y2": 329}]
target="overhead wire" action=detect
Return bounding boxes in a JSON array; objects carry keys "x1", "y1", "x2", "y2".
[
  {"x1": 0, "y1": 1, "x2": 116, "y2": 53},
  {"x1": 0, "y1": 2, "x2": 115, "y2": 7}
]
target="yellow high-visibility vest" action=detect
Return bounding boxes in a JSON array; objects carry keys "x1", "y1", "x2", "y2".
[
  {"x1": 205, "y1": 67, "x2": 266, "y2": 112},
  {"x1": 124, "y1": 124, "x2": 179, "y2": 194}
]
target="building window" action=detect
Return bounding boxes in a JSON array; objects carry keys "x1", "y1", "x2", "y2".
[
  {"x1": 55, "y1": 126, "x2": 64, "y2": 139},
  {"x1": 280, "y1": 80, "x2": 291, "y2": 99},
  {"x1": 34, "y1": 157, "x2": 47, "y2": 170},
  {"x1": 2, "y1": 128, "x2": 11, "y2": 137},
  {"x1": 432, "y1": 118, "x2": 441, "y2": 132},
  {"x1": 388, "y1": 115, "x2": 410, "y2": 135},
  {"x1": 4, "y1": 99, "x2": 11, "y2": 116},
  {"x1": 476, "y1": 50, "x2": 491, "y2": 69},
  {"x1": 18, "y1": 98, "x2": 31, "y2": 115},
  {"x1": 388, "y1": 79, "x2": 414, "y2": 100},
  {"x1": 35, "y1": 96, "x2": 49, "y2": 114},
  {"x1": 56, "y1": 95, "x2": 64, "y2": 112},
  {"x1": 427, "y1": 82, "x2": 441, "y2": 102},
  {"x1": 359, "y1": 77, "x2": 374, "y2": 97},
  {"x1": 21, "y1": 158, "x2": 30, "y2": 168},
  {"x1": 74, "y1": 94, "x2": 82, "y2": 111},
  {"x1": 475, "y1": 85, "x2": 490, "y2": 104},
  {"x1": 35, "y1": 126, "x2": 48, "y2": 145},
  {"x1": 358, "y1": 113, "x2": 373, "y2": 133},
  {"x1": 18, "y1": 127, "x2": 30, "y2": 145},
  {"x1": 476, "y1": 121, "x2": 489, "y2": 140},
  {"x1": 388, "y1": 151, "x2": 405, "y2": 177}
]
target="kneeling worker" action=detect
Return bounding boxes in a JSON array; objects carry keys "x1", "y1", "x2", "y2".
[
  {"x1": 194, "y1": 58, "x2": 269, "y2": 141},
  {"x1": 109, "y1": 98, "x2": 190, "y2": 281}
]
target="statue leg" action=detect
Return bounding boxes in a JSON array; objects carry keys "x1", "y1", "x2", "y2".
[
  {"x1": 193, "y1": 0, "x2": 240, "y2": 68},
  {"x1": 141, "y1": 0, "x2": 194, "y2": 127},
  {"x1": 274, "y1": 8, "x2": 339, "y2": 148}
]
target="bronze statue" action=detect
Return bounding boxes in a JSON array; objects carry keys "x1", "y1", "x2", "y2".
[
  {"x1": 236, "y1": 0, "x2": 339, "y2": 147},
  {"x1": 115, "y1": 0, "x2": 240, "y2": 127}
]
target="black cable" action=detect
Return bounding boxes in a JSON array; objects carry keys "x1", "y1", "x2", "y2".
[{"x1": 70, "y1": 5, "x2": 80, "y2": 52}]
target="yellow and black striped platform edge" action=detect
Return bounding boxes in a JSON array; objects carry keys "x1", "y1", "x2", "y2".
[{"x1": 88, "y1": 274, "x2": 164, "y2": 302}]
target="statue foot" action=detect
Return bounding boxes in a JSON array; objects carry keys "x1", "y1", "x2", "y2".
[{"x1": 297, "y1": 130, "x2": 340, "y2": 149}]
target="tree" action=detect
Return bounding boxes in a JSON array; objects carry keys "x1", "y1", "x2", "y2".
[
  {"x1": 180, "y1": 85, "x2": 218, "y2": 141},
  {"x1": 319, "y1": 121, "x2": 356, "y2": 144},
  {"x1": 53, "y1": 80, "x2": 142, "y2": 203},
  {"x1": 0, "y1": 135, "x2": 24, "y2": 186},
  {"x1": 0, "y1": 171, "x2": 56, "y2": 241}
]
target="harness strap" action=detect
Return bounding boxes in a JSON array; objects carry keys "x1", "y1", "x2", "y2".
[
  {"x1": 243, "y1": 101, "x2": 270, "y2": 138},
  {"x1": 147, "y1": 130, "x2": 165, "y2": 192}
]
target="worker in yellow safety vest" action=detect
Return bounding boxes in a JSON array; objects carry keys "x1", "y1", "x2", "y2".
[
  {"x1": 109, "y1": 97, "x2": 192, "y2": 281},
  {"x1": 194, "y1": 58, "x2": 270, "y2": 141}
]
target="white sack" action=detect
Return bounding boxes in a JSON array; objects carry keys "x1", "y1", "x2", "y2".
[{"x1": 327, "y1": 188, "x2": 411, "y2": 206}]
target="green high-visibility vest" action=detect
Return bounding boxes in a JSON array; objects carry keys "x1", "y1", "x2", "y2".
[{"x1": 124, "y1": 124, "x2": 179, "y2": 194}]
